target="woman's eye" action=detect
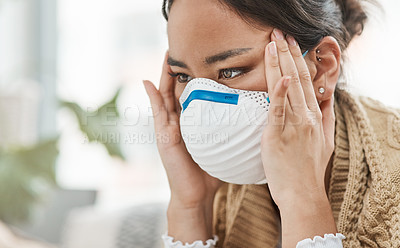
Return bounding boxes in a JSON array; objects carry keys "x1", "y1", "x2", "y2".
[
  {"x1": 169, "y1": 72, "x2": 193, "y2": 83},
  {"x1": 177, "y1": 74, "x2": 192, "y2": 83},
  {"x1": 220, "y1": 68, "x2": 243, "y2": 80}
]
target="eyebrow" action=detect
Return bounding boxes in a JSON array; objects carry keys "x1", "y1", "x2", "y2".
[
  {"x1": 167, "y1": 48, "x2": 253, "y2": 68},
  {"x1": 205, "y1": 48, "x2": 252, "y2": 64},
  {"x1": 167, "y1": 56, "x2": 188, "y2": 69}
]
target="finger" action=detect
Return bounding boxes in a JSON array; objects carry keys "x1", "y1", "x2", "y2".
[
  {"x1": 320, "y1": 96, "x2": 335, "y2": 145},
  {"x1": 267, "y1": 76, "x2": 291, "y2": 132},
  {"x1": 143, "y1": 80, "x2": 168, "y2": 128},
  {"x1": 271, "y1": 28, "x2": 307, "y2": 112},
  {"x1": 265, "y1": 41, "x2": 292, "y2": 114},
  {"x1": 265, "y1": 41, "x2": 282, "y2": 93},
  {"x1": 286, "y1": 35, "x2": 319, "y2": 111},
  {"x1": 159, "y1": 51, "x2": 177, "y2": 114}
]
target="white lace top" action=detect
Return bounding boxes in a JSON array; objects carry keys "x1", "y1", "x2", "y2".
[{"x1": 161, "y1": 232, "x2": 346, "y2": 248}]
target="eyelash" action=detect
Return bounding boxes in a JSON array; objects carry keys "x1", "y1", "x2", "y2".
[
  {"x1": 169, "y1": 68, "x2": 249, "y2": 84},
  {"x1": 168, "y1": 72, "x2": 193, "y2": 84}
]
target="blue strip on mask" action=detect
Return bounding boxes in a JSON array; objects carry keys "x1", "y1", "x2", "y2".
[
  {"x1": 181, "y1": 50, "x2": 309, "y2": 112},
  {"x1": 181, "y1": 90, "x2": 239, "y2": 112}
]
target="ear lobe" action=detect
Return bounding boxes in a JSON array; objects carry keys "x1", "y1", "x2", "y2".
[{"x1": 311, "y1": 36, "x2": 341, "y2": 102}]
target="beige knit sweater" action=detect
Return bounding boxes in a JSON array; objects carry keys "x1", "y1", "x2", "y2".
[{"x1": 212, "y1": 89, "x2": 400, "y2": 248}]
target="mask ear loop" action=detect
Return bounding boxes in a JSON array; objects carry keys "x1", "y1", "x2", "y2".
[{"x1": 266, "y1": 49, "x2": 309, "y2": 104}]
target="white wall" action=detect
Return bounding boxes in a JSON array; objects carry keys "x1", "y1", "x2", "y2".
[{"x1": 346, "y1": 0, "x2": 400, "y2": 108}]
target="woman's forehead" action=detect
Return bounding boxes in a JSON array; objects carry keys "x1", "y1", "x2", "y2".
[{"x1": 167, "y1": 0, "x2": 272, "y2": 60}]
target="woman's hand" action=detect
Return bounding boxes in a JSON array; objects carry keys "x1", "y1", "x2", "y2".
[
  {"x1": 143, "y1": 52, "x2": 223, "y2": 242},
  {"x1": 261, "y1": 28, "x2": 335, "y2": 206},
  {"x1": 261, "y1": 29, "x2": 337, "y2": 247}
]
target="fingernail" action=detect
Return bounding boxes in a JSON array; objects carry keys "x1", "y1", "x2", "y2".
[
  {"x1": 269, "y1": 42, "x2": 277, "y2": 56},
  {"x1": 286, "y1": 35, "x2": 297, "y2": 46},
  {"x1": 273, "y1": 28, "x2": 284, "y2": 40}
]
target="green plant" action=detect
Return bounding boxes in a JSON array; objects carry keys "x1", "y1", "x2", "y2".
[
  {"x1": 0, "y1": 139, "x2": 58, "y2": 224},
  {"x1": 0, "y1": 89, "x2": 124, "y2": 224},
  {"x1": 61, "y1": 88, "x2": 125, "y2": 159}
]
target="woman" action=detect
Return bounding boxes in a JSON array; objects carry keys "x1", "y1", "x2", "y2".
[{"x1": 143, "y1": 0, "x2": 400, "y2": 247}]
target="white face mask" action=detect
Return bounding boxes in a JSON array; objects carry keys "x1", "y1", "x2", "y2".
[{"x1": 179, "y1": 78, "x2": 270, "y2": 184}]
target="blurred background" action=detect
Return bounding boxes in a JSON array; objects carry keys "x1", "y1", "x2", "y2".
[{"x1": 0, "y1": 0, "x2": 399, "y2": 247}]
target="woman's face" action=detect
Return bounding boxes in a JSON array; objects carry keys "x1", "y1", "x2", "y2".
[{"x1": 167, "y1": 0, "x2": 275, "y2": 100}]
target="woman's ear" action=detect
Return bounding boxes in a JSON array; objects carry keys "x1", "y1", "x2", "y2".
[{"x1": 310, "y1": 36, "x2": 341, "y2": 103}]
